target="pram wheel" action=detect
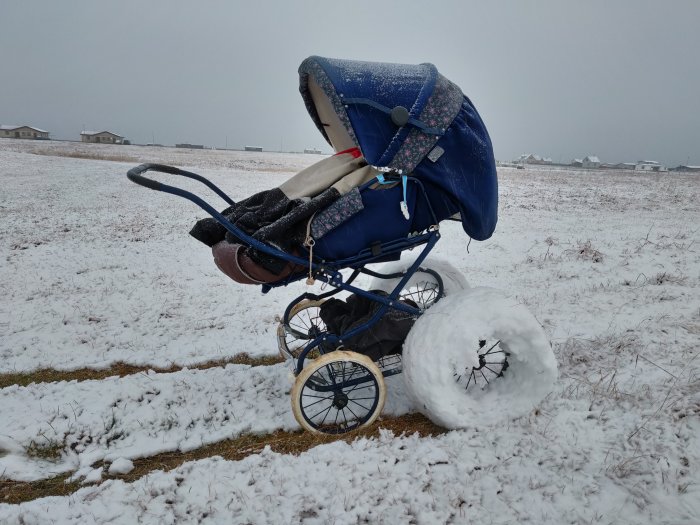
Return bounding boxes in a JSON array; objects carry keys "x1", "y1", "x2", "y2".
[
  {"x1": 396, "y1": 268, "x2": 443, "y2": 310},
  {"x1": 367, "y1": 258, "x2": 469, "y2": 311},
  {"x1": 291, "y1": 351, "x2": 386, "y2": 434},
  {"x1": 278, "y1": 299, "x2": 327, "y2": 359},
  {"x1": 453, "y1": 338, "x2": 509, "y2": 392}
]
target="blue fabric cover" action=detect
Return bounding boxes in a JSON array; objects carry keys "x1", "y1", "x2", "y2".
[
  {"x1": 313, "y1": 179, "x2": 460, "y2": 261},
  {"x1": 302, "y1": 56, "x2": 437, "y2": 167},
  {"x1": 299, "y1": 56, "x2": 498, "y2": 247},
  {"x1": 413, "y1": 96, "x2": 498, "y2": 241}
]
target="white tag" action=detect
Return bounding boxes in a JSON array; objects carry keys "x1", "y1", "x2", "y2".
[
  {"x1": 400, "y1": 201, "x2": 410, "y2": 220},
  {"x1": 427, "y1": 145, "x2": 445, "y2": 163}
]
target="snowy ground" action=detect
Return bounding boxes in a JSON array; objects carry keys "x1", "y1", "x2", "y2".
[{"x1": 1, "y1": 140, "x2": 698, "y2": 523}]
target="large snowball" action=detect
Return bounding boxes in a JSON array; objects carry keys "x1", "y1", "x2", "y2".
[{"x1": 403, "y1": 287, "x2": 557, "y2": 428}]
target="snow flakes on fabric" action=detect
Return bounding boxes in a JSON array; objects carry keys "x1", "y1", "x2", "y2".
[{"x1": 389, "y1": 74, "x2": 464, "y2": 174}]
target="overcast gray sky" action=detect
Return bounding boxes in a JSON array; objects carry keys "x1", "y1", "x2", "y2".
[{"x1": 1, "y1": 1, "x2": 698, "y2": 165}]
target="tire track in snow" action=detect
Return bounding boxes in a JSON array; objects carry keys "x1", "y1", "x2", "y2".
[
  {"x1": 0, "y1": 353, "x2": 283, "y2": 389},
  {"x1": 0, "y1": 361, "x2": 414, "y2": 483}
]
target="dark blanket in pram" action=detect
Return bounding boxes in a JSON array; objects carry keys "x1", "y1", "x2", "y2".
[
  {"x1": 189, "y1": 186, "x2": 338, "y2": 275},
  {"x1": 189, "y1": 150, "x2": 376, "y2": 282},
  {"x1": 319, "y1": 292, "x2": 417, "y2": 361}
]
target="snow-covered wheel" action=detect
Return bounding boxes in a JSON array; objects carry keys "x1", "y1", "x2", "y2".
[
  {"x1": 403, "y1": 287, "x2": 557, "y2": 428},
  {"x1": 367, "y1": 257, "x2": 468, "y2": 310},
  {"x1": 277, "y1": 299, "x2": 327, "y2": 359},
  {"x1": 291, "y1": 351, "x2": 386, "y2": 434}
]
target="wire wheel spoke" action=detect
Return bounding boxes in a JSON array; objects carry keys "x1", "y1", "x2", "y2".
[
  {"x1": 400, "y1": 281, "x2": 440, "y2": 309},
  {"x1": 307, "y1": 401, "x2": 334, "y2": 422},
  {"x1": 318, "y1": 404, "x2": 335, "y2": 426},
  {"x1": 302, "y1": 395, "x2": 333, "y2": 410},
  {"x1": 455, "y1": 339, "x2": 509, "y2": 392}
]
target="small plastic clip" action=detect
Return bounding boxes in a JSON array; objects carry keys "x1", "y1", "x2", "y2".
[
  {"x1": 400, "y1": 201, "x2": 410, "y2": 220},
  {"x1": 400, "y1": 175, "x2": 410, "y2": 220}
]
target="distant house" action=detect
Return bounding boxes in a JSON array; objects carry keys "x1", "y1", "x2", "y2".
[
  {"x1": 244, "y1": 146, "x2": 263, "y2": 152},
  {"x1": 582, "y1": 156, "x2": 601, "y2": 169},
  {"x1": 515, "y1": 153, "x2": 551, "y2": 165},
  {"x1": 611, "y1": 162, "x2": 636, "y2": 170},
  {"x1": 1, "y1": 125, "x2": 49, "y2": 139},
  {"x1": 175, "y1": 143, "x2": 204, "y2": 149},
  {"x1": 304, "y1": 148, "x2": 322, "y2": 154},
  {"x1": 80, "y1": 131, "x2": 124, "y2": 144},
  {"x1": 570, "y1": 158, "x2": 583, "y2": 167},
  {"x1": 670, "y1": 165, "x2": 700, "y2": 173},
  {"x1": 635, "y1": 160, "x2": 667, "y2": 172}
]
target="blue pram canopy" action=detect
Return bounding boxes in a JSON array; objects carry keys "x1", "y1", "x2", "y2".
[{"x1": 299, "y1": 56, "x2": 498, "y2": 241}]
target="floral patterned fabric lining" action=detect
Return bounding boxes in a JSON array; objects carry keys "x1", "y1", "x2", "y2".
[
  {"x1": 311, "y1": 187, "x2": 364, "y2": 239},
  {"x1": 301, "y1": 59, "x2": 464, "y2": 175},
  {"x1": 388, "y1": 74, "x2": 464, "y2": 174}
]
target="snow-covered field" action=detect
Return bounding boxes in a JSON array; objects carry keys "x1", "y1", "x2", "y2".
[{"x1": 1, "y1": 140, "x2": 698, "y2": 523}]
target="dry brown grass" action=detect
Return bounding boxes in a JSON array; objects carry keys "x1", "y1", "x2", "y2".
[
  {"x1": 29, "y1": 150, "x2": 138, "y2": 163},
  {"x1": 24, "y1": 440, "x2": 64, "y2": 462},
  {"x1": 0, "y1": 353, "x2": 283, "y2": 389},
  {"x1": 0, "y1": 412, "x2": 444, "y2": 504},
  {"x1": 0, "y1": 354, "x2": 441, "y2": 506}
]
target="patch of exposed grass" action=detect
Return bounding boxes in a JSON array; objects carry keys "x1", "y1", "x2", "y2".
[
  {"x1": 230, "y1": 353, "x2": 284, "y2": 367},
  {"x1": 29, "y1": 150, "x2": 138, "y2": 163},
  {"x1": 24, "y1": 439, "x2": 64, "y2": 462},
  {"x1": 0, "y1": 477, "x2": 83, "y2": 505},
  {"x1": 567, "y1": 240, "x2": 604, "y2": 263},
  {"x1": 0, "y1": 413, "x2": 444, "y2": 504},
  {"x1": 0, "y1": 354, "x2": 284, "y2": 389},
  {"x1": 651, "y1": 271, "x2": 688, "y2": 286}
]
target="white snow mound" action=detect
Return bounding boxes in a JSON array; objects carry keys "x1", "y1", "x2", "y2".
[
  {"x1": 403, "y1": 287, "x2": 557, "y2": 428},
  {"x1": 108, "y1": 457, "x2": 135, "y2": 475}
]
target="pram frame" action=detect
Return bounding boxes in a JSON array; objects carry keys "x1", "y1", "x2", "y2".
[{"x1": 128, "y1": 162, "x2": 446, "y2": 431}]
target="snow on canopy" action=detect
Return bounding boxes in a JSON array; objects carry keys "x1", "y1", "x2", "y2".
[{"x1": 299, "y1": 55, "x2": 498, "y2": 241}]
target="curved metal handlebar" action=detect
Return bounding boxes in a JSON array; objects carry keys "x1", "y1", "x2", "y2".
[
  {"x1": 126, "y1": 163, "x2": 317, "y2": 271},
  {"x1": 127, "y1": 163, "x2": 235, "y2": 205}
]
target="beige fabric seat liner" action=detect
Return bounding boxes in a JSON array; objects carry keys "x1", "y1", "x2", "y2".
[
  {"x1": 307, "y1": 76, "x2": 355, "y2": 153},
  {"x1": 279, "y1": 152, "x2": 378, "y2": 200}
]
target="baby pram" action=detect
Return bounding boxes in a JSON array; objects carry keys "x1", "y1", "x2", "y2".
[{"x1": 127, "y1": 56, "x2": 498, "y2": 434}]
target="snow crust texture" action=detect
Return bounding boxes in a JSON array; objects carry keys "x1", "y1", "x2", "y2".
[
  {"x1": 404, "y1": 287, "x2": 557, "y2": 428},
  {"x1": 1, "y1": 141, "x2": 698, "y2": 524}
]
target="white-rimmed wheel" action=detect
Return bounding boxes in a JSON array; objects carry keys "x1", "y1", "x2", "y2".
[
  {"x1": 277, "y1": 299, "x2": 327, "y2": 359},
  {"x1": 291, "y1": 351, "x2": 386, "y2": 434}
]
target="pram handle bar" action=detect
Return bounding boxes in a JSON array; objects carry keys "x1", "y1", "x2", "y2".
[
  {"x1": 127, "y1": 163, "x2": 235, "y2": 205},
  {"x1": 126, "y1": 163, "x2": 326, "y2": 272}
]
